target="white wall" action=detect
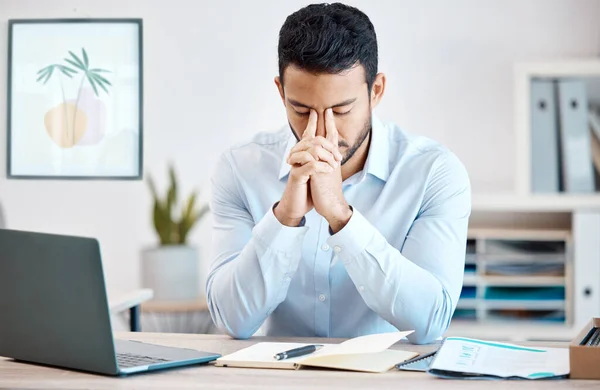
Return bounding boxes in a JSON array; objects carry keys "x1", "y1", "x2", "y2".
[{"x1": 1, "y1": 0, "x2": 599, "y2": 295}]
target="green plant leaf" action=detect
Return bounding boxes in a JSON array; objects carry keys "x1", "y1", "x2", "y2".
[
  {"x1": 60, "y1": 65, "x2": 78, "y2": 74},
  {"x1": 168, "y1": 165, "x2": 178, "y2": 208},
  {"x1": 184, "y1": 192, "x2": 197, "y2": 220},
  {"x1": 147, "y1": 175, "x2": 159, "y2": 200},
  {"x1": 68, "y1": 50, "x2": 86, "y2": 70},
  {"x1": 36, "y1": 68, "x2": 50, "y2": 82},
  {"x1": 153, "y1": 201, "x2": 172, "y2": 245},
  {"x1": 64, "y1": 58, "x2": 85, "y2": 71},
  {"x1": 89, "y1": 68, "x2": 111, "y2": 73},
  {"x1": 147, "y1": 166, "x2": 209, "y2": 246},
  {"x1": 92, "y1": 72, "x2": 112, "y2": 86},
  {"x1": 179, "y1": 201, "x2": 209, "y2": 244},
  {"x1": 86, "y1": 73, "x2": 100, "y2": 96},
  {"x1": 82, "y1": 47, "x2": 89, "y2": 67},
  {"x1": 43, "y1": 67, "x2": 54, "y2": 84},
  {"x1": 93, "y1": 74, "x2": 110, "y2": 94},
  {"x1": 37, "y1": 65, "x2": 50, "y2": 75},
  {"x1": 59, "y1": 67, "x2": 74, "y2": 78}
]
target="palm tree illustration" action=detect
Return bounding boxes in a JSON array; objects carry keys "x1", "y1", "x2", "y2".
[
  {"x1": 36, "y1": 63, "x2": 77, "y2": 139},
  {"x1": 36, "y1": 47, "x2": 112, "y2": 145}
]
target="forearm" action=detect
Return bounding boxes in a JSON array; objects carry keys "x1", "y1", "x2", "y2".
[
  {"x1": 206, "y1": 208, "x2": 308, "y2": 339},
  {"x1": 343, "y1": 247, "x2": 454, "y2": 344},
  {"x1": 327, "y1": 209, "x2": 465, "y2": 344}
]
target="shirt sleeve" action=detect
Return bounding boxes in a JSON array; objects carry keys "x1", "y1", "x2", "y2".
[
  {"x1": 205, "y1": 152, "x2": 309, "y2": 339},
  {"x1": 326, "y1": 151, "x2": 471, "y2": 344}
]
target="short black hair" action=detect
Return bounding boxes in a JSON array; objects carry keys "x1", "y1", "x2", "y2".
[{"x1": 278, "y1": 2, "x2": 378, "y2": 92}]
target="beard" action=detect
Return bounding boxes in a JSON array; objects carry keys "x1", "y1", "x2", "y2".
[{"x1": 288, "y1": 115, "x2": 372, "y2": 166}]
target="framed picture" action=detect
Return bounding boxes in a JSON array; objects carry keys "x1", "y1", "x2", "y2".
[{"x1": 6, "y1": 18, "x2": 143, "y2": 179}]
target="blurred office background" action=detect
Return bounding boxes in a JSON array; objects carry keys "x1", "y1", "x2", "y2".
[{"x1": 1, "y1": 0, "x2": 600, "y2": 340}]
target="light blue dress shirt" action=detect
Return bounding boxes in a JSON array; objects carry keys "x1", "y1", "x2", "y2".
[{"x1": 206, "y1": 115, "x2": 471, "y2": 344}]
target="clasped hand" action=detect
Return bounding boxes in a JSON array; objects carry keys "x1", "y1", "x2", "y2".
[{"x1": 274, "y1": 108, "x2": 352, "y2": 233}]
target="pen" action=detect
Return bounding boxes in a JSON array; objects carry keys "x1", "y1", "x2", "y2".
[{"x1": 273, "y1": 344, "x2": 324, "y2": 360}]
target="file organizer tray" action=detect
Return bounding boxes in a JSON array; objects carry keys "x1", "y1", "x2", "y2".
[{"x1": 569, "y1": 317, "x2": 600, "y2": 379}]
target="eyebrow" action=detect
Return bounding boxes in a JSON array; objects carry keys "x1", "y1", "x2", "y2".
[{"x1": 287, "y1": 97, "x2": 357, "y2": 110}]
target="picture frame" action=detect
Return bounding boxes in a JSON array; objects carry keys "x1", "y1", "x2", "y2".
[{"x1": 6, "y1": 18, "x2": 143, "y2": 180}]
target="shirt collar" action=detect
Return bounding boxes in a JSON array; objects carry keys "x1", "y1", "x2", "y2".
[
  {"x1": 278, "y1": 115, "x2": 390, "y2": 182},
  {"x1": 278, "y1": 125, "x2": 296, "y2": 180},
  {"x1": 362, "y1": 114, "x2": 390, "y2": 182}
]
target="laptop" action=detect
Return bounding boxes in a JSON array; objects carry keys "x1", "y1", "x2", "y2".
[{"x1": 0, "y1": 228, "x2": 221, "y2": 376}]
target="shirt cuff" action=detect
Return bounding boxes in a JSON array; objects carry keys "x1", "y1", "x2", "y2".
[
  {"x1": 326, "y1": 207, "x2": 375, "y2": 264},
  {"x1": 252, "y1": 203, "x2": 309, "y2": 253}
]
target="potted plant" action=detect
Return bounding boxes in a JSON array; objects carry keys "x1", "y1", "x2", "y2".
[{"x1": 141, "y1": 164, "x2": 209, "y2": 301}]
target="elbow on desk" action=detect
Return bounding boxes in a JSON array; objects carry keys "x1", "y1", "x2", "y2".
[
  {"x1": 406, "y1": 328, "x2": 444, "y2": 345},
  {"x1": 403, "y1": 305, "x2": 452, "y2": 345},
  {"x1": 221, "y1": 325, "x2": 256, "y2": 340},
  {"x1": 206, "y1": 297, "x2": 257, "y2": 340}
]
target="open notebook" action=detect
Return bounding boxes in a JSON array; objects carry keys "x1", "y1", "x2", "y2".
[{"x1": 214, "y1": 331, "x2": 418, "y2": 373}]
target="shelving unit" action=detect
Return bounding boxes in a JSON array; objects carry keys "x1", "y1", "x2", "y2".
[
  {"x1": 445, "y1": 59, "x2": 600, "y2": 342},
  {"x1": 444, "y1": 207, "x2": 600, "y2": 342},
  {"x1": 448, "y1": 227, "x2": 573, "y2": 340}
]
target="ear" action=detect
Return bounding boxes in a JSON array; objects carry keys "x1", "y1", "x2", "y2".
[
  {"x1": 274, "y1": 76, "x2": 285, "y2": 106},
  {"x1": 369, "y1": 73, "x2": 386, "y2": 109}
]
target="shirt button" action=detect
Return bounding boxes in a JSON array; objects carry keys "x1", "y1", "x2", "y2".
[
  {"x1": 359, "y1": 285, "x2": 365, "y2": 292},
  {"x1": 333, "y1": 245, "x2": 342, "y2": 253},
  {"x1": 284, "y1": 276, "x2": 291, "y2": 283},
  {"x1": 321, "y1": 244, "x2": 330, "y2": 251},
  {"x1": 318, "y1": 294, "x2": 326, "y2": 302}
]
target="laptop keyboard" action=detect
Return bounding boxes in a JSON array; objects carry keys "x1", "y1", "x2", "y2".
[{"x1": 117, "y1": 352, "x2": 171, "y2": 368}]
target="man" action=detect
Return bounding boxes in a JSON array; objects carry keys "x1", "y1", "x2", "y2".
[{"x1": 206, "y1": 2, "x2": 471, "y2": 344}]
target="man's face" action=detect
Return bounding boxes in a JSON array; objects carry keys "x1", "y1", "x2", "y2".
[{"x1": 275, "y1": 65, "x2": 378, "y2": 165}]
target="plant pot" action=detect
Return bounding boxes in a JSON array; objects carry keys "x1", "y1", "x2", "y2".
[{"x1": 140, "y1": 245, "x2": 200, "y2": 301}]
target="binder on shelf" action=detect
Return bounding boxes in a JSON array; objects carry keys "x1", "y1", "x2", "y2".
[
  {"x1": 530, "y1": 79, "x2": 560, "y2": 193},
  {"x1": 557, "y1": 79, "x2": 595, "y2": 192},
  {"x1": 589, "y1": 108, "x2": 600, "y2": 182}
]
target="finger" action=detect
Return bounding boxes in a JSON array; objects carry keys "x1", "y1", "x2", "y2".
[
  {"x1": 289, "y1": 139, "x2": 312, "y2": 155},
  {"x1": 325, "y1": 108, "x2": 340, "y2": 149},
  {"x1": 312, "y1": 137, "x2": 340, "y2": 160},
  {"x1": 302, "y1": 109, "x2": 318, "y2": 140},
  {"x1": 306, "y1": 145, "x2": 337, "y2": 169},
  {"x1": 289, "y1": 160, "x2": 333, "y2": 184},
  {"x1": 290, "y1": 136, "x2": 342, "y2": 161},
  {"x1": 287, "y1": 151, "x2": 315, "y2": 166},
  {"x1": 298, "y1": 160, "x2": 334, "y2": 177}
]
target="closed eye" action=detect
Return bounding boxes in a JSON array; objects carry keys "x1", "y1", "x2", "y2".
[
  {"x1": 334, "y1": 110, "x2": 351, "y2": 116},
  {"x1": 293, "y1": 110, "x2": 351, "y2": 117}
]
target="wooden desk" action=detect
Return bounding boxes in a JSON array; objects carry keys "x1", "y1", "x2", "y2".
[{"x1": 0, "y1": 332, "x2": 596, "y2": 389}]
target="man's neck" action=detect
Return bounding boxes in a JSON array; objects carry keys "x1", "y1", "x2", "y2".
[{"x1": 341, "y1": 133, "x2": 371, "y2": 181}]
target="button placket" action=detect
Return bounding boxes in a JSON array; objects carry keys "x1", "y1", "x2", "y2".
[{"x1": 314, "y1": 217, "x2": 332, "y2": 337}]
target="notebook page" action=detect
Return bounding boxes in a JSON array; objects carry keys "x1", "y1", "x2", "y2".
[
  {"x1": 314, "y1": 330, "x2": 414, "y2": 357},
  {"x1": 215, "y1": 342, "x2": 333, "y2": 367}
]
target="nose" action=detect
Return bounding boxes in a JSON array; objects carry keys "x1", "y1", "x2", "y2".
[{"x1": 316, "y1": 112, "x2": 326, "y2": 138}]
